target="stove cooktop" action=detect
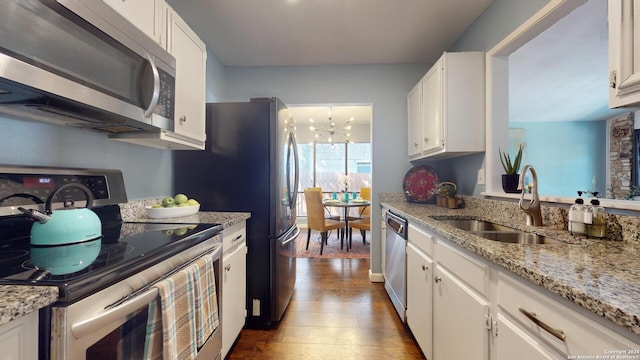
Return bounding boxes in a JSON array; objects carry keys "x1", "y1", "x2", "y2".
[{"x1": 0, "y1": 218, "x2": 222, "y2": 304}]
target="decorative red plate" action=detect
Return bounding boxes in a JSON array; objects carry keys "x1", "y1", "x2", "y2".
[{"x1": 403, "y1": 165, "x2": 439, "y2": 203}]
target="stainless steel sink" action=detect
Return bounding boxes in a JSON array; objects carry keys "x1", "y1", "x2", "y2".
[
  {"x1": 474, "y1": 231, "x2": 565, "y2": 245},
  {"x1": 437, "y1": 218, "x2": 565, "y2": 245},
  {"x1": 437, "y1": 219, "x2": 514, "y2": 232}
]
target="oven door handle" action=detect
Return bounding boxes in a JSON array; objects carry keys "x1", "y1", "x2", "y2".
[{"x1": 70, "y1": 287, "x2": 159, "y2": 339}]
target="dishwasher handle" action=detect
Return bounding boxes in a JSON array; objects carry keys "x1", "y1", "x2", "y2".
[{"x1": 386, "y1": 210, "x2": 407, "y2": 239}]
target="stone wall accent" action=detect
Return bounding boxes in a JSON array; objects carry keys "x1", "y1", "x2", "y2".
[{"x1": 608, "y1": 112, "x2": 634, "y2": 199}]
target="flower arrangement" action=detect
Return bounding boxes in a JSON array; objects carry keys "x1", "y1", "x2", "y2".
[{"x1": 340, "y1": 174, "x2": 350, "y2": 192}]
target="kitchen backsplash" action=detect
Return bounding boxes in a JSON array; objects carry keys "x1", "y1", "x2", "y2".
[{"x1": 379, "y1": 192, "x2": 640, "y2": 243}]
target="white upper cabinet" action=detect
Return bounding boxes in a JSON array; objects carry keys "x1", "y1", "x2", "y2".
[
  {"x1": 102, "y1": 0, "x2": 165, "y2": 46},
  {"x1": 166, "y1": 6, "x2": 207, "y2": 147},
  {"x1": 407, "y1": 52, "x2": 485, "y2": 160},
  {"x1": 609, "y1": 0, "x2": 640, "y2": 107},
  {"x1": 407, "y1": 83, "x2": 422, "y2": 157}
]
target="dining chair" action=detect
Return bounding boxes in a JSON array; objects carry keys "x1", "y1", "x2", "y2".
[
  {"x1": 307, "y1": 187, "x2": 341, "y2": 221},
  {"x1": 304, "y1": 189, "x2": 345, "y2": 255},
  {"x1": 358, "y1": 187, "x2": 371, "y2": 219},
  {"x1": 349, "y1": 217, "x2": 371, "y2": 249}
]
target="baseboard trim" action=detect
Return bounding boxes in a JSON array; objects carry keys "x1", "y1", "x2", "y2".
[{"x1": 368, "y1": 269, "x2": 384, "y2": 283}]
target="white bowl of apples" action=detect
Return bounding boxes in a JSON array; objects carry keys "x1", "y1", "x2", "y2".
[{"x1": 145, "y1": 194, "x2": 200, "y2": 219}]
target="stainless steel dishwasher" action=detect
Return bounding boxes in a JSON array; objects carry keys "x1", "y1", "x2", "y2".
[{"x1": 384, "y1": 210, "x2": 408, "y2": 321}]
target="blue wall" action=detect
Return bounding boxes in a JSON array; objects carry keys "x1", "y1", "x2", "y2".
[{"x1": 510, "y1": 121, "x2": 607, "y2": 197}]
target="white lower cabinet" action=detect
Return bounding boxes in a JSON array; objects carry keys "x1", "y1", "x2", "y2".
[
  {"x1": 497, "y1": 270, "x2": 640, "y2": 358},
  {"x1": 495, "y1": 313, "x2": 562, "y2": 360},
  {"x1": 433, "y1": 241, "x2": 490, "y2": 360},
  {"x1": 406, "y1": 242, "x2": 433, "y2": 359},
  {"x1": 0, "y1": 310, "x2": 38, "y2": 360},
  {"x1": 221, "y1": 222, "x2": 247, "y2": 359},
  {"x1": 404, "y1": 221, "x2": 640, "y2": 360}
]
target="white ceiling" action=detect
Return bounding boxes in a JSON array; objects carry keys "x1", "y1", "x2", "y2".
[{"x1": 165, "y1": 0, "x2": 493, "y2": 67}]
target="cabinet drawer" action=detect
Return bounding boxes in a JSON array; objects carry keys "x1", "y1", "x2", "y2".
[
  {"x1": 498, "y1": 271, "x2": 640, "y2": 356},
  {"x1": 223, "y1": 222, "x2": 246, "y2": 256},
  {"x1": 408, "y1": 224, "x2": 434, "y2": 256},
  {"x1": 435, "y1": 239, "x2": 488, "y2": 297}
]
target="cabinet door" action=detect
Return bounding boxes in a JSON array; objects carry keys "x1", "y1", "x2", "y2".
[
  {"x1": 103, "y1": 0, "x2": 164, "y2": 45},
  {"x1": 421, "y1": 60, "x2": 443, "y2": 154},
  {"x1": 0, "y1": 311, "x2": 38, "y2": 360},
  {"x1": 407, "y1": 83, "x2": 422, "y2": 157},
  {"x1": 609, "y1": 0, "x2": 640, "y2": 107},
  {"x1": 406, "y1": 242, "x2": 433, "y2": 359},
  {"x1": 495, "y1": 314, "x2": 562, "y2": 360},
  {"x1": 167, "y1": 8, "x2": 207, "y2": 143},
  {"x1": 433, "y1": 264, "x2": 490, "y2": 360},
  {"x1": 222, "y1": 243, "x2": 248, "y2": 358}
]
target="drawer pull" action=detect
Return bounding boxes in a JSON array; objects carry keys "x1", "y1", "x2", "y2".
[
  {"x1": 421, "y1": 265, "x2": 428, "y2": 271},
  {"x1": 225, "y1": 264, "x2": 231, "y2": 271},
  {"x1": 518, "y1": 307, "x2": 566, "y2": 341},
  {"x1": 434, "y1": 276, "x2": 442, "y2": 283}
]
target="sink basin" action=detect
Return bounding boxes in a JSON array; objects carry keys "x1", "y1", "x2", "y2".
[
  {"x1": 438, "y1": 219, "x2": 514, "y2": 232},
  {"x1": 473, "y1": 231, "x2": 565, "y2": 245},
  {"x1": 437, "y1": 218, "x2": 565, "y2": 245}
]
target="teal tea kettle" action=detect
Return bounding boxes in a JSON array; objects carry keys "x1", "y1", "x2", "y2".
[{"x1": 19, "y1": 183, "x2": 102, "y2": 246}]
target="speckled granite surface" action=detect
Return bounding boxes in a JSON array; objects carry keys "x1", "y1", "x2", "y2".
[
  {"x1": 119, "y1": 198, "x2": 250, "y2": 228},
  {"x1": 380, "y1": 196, "x2": 640, "y2": 338},
  {"x1": 0, "y1": 200, "x2": 249, "y2": 328},
  {"x1": 0, "y1": 286, "x2": 58, "y2": 326}
]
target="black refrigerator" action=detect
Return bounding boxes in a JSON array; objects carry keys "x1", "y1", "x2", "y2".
[{"x1": 174, "y1": 97, "x2": 299, "y2": 328}]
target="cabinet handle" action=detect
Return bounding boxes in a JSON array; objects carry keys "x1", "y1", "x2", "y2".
[
  {"x1": 179, "y1": 115, "x2": 187, "y2": 125},
  {"x1": 434, "y1": 276, "x2": 442, "y2": 283},
  {"x1": 421, "y1": 265, "x2": 428, "y2": 271},
  {"x1": 424, "y1": 137, "x2": 429, "y2": 143},
  {"x1": 225, "y1": 264, "x2": 231, "y2": 272},
  {"x1": 518, "y1": 307, "x2": 566, "y2": 341},
  {"x1": 232, "y1": 234, "x2": 243, "y2": 243},
  {"x1": 414, "y1": 142, "x2": 419, "y2": 148}
]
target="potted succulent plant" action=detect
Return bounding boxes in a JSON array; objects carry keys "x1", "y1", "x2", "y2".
[{"x1": 499, "y1": 145, "x2": 523, "y2": 193}]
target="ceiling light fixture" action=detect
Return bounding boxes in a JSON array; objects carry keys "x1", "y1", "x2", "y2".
[{"x1": 308, "y1": 106, "x2": 352, "y2": 145}]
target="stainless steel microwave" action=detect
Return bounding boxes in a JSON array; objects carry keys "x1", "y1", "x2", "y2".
[{"x1": 0, "y1": 0, "x2": 176, "y2": 134}]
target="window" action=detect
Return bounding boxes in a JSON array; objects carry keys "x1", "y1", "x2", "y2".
[{"x1": 296, "y1": 142, "x2": 371, "y2": 217}]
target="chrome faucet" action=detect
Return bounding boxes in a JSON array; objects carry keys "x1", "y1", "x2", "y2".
[{"x1": 518, "y1": 165, "x2": 543, "y2": 226}]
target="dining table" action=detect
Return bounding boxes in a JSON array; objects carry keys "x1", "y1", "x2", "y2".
[{"x1": 322, "y1": 198, "x2": 370, "y2": 249}]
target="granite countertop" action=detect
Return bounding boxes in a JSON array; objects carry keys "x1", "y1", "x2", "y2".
[
  {"x1": 381, "y1": 200, "x2": 640, "y2": 338},
  {"x1": 0, "y1": 205, "x2": 250, "y2": 328},
  {"x1": 124, "y1": 211, "x2": 250, "y2": 229},
  {"x1": 0, "y1": 286, "x2": 58, "y2": 326}
]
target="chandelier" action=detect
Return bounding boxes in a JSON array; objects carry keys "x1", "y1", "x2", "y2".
[{"x1": 308, "y1": 106, "x2": 353, "y2": 144}]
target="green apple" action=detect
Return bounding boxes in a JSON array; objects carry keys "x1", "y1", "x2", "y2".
[
  {"x1": 161, "y1": 196, "x2": 175, "y2": 207},
  {"x1": 174, "y1": 193, "x2": 188, "y2": 205}
]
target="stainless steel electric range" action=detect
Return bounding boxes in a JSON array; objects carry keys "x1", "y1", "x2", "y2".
[{"x1": 0, "y1": 165, "x2": 223, "y2": 360}]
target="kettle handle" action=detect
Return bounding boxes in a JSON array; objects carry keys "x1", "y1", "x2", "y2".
[{"x1": 45, "y1": 183, "x2": 94, "y2": 214}]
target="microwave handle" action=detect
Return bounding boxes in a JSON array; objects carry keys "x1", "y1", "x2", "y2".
[
  {"x1": 143, "y1": 53, "x2": 160, "y2": 118},
  {"x1": 70, "y1": 287, "x2": 158, "y2": 339}
]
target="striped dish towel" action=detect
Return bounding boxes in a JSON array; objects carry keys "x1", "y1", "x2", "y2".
[
  {"x1": 192, "y1": 251, "x2": 220, "y2": 347},
  {"x1": 144, "y1": 250, "x2": 219, "y2": 360},
  {"x1": 144, "y1": 266, "x2": 197, "y2": 360}
]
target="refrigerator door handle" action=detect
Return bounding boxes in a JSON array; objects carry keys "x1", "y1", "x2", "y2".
[
  {"x1": 282, "y1": 225, "x2": 300, "y2": 245},
  {"x1": 286, "y1": 131, "x2": 299, "y2": 210}
]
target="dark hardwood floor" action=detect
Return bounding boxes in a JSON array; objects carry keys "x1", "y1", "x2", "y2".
[{"x1": 227, "y1": 258, "x2": 425, "y2": 359}]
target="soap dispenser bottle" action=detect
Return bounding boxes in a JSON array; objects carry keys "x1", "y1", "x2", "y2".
[
  {"x1": 568, "y1": 192, "x2": 585, "y2": 235},
  {"x1": 585, "y1": 197, "x2": 606, "y2": 238}
]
